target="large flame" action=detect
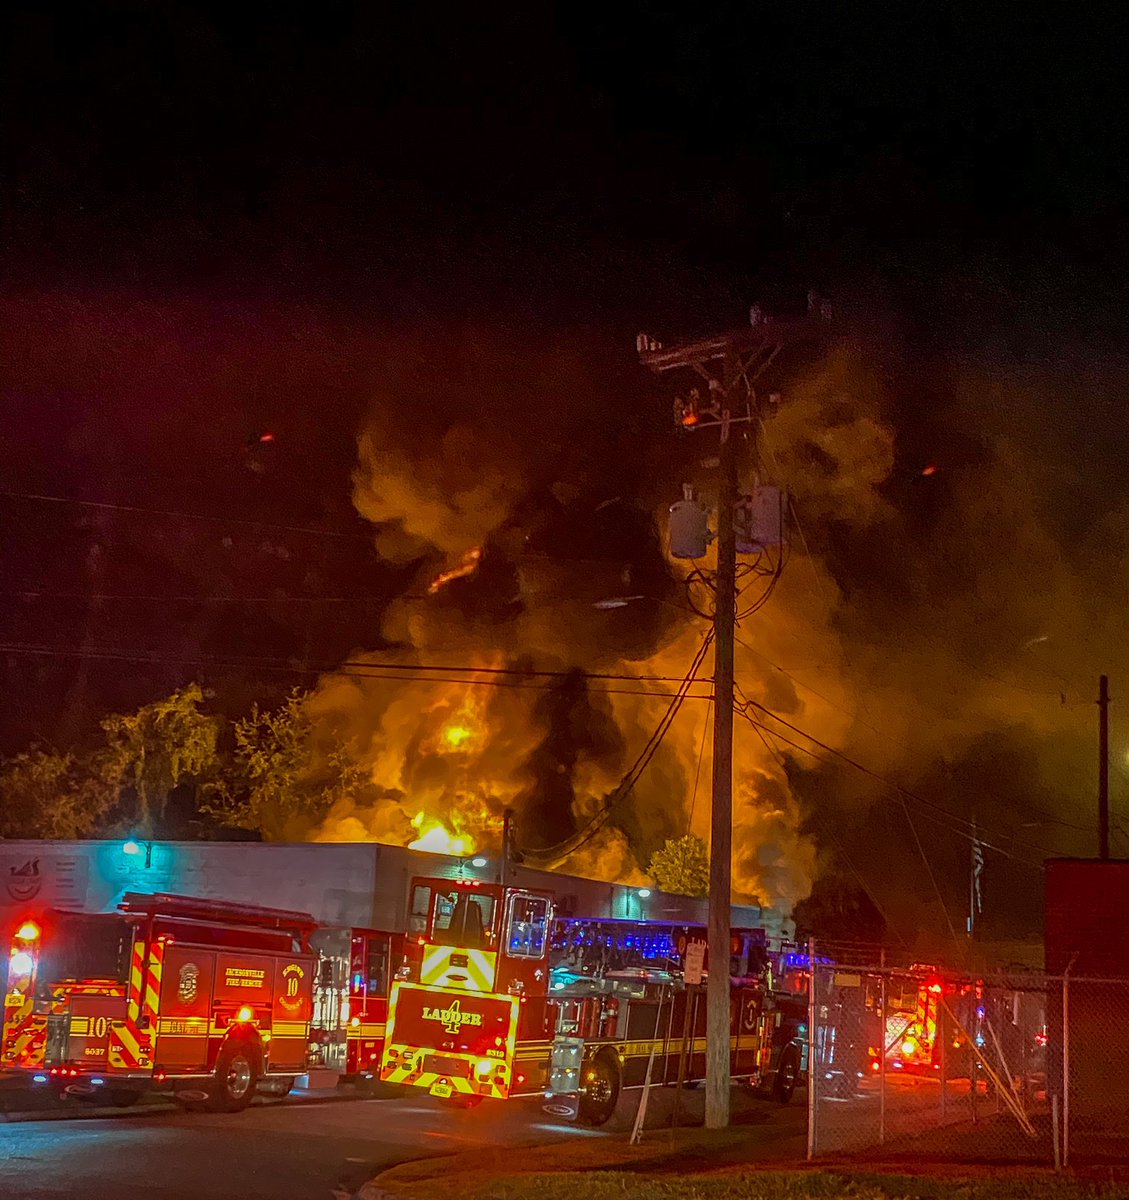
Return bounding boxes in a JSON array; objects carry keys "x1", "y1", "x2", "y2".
[
  {"x1": 409, "y1": 812, "x2": 475, "y2": 856},
  {"x1": 309, "y1": 345, "x2": 908, "y2": 909}
]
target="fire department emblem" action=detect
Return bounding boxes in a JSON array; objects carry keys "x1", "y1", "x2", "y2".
[
  {"x1": 278, "y1": 963, "x2": 305, "y2": 1013},
  {"x1": 178, "y1": 962, "x2": 200, "y2": 1004}
]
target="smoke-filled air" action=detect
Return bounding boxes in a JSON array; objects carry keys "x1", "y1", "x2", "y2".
[{"x1": 300, "y1": 326, "x2": 1120, "y2": 929}]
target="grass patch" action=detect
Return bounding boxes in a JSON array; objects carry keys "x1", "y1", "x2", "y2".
[{"x1": 476, "y1": 1171, "x2": 1129, "y2": 1200}]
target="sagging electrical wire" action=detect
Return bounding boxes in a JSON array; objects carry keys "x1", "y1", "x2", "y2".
[{"x1": 522, "y1": 630, "x2": 715, "y2": 865}]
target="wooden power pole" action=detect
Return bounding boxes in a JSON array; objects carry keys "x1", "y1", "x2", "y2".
[
  {"x1": 637, "y1": 303, "x2": 829, "y2": 1128},
  {"x1": 1099, "y1": 675, "x2": 1111, "y2": 860}
]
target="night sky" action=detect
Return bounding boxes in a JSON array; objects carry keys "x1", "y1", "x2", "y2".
[{"x1": 4, "y1": 3, "x2": 1129, "y2": 944}]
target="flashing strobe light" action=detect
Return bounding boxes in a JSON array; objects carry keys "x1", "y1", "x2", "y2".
[
  {"x1": 15, "y1": 921, "x2": 40, "y2": 941},
  {"x1": 9, "y1": 951, "x2": 34, "y2": 977},
  {"x1": 123, "y1": 840, "x2": 142, "y2": 856},
  {"x1": 476, "y1": 1058, "x2": 495, "y2": 1078},
  {"x1": 236, "y1": 1006, "x2": 254, "y2": 1023},
  {"x1": 901, "y1": 1038, "x2": 917, "y2": 1058}
]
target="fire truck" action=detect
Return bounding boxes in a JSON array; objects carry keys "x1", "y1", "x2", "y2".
[
  {"x1": 307, "y1": 924, "x2": 406, "y2": 1089},
  {"x1": 0, "y1": 893, "x2": 318, "y2": 1110},
  {"x1": 379, "y1": 875, "x2": 787, "y2": 1124}
]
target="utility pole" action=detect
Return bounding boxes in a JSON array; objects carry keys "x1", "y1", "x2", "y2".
[
  {"x1": 637, "y1": 300, "x2": 830, "y2": 1128},
  {"x1": 1099, "y1": 675, "x2": 1111, "y2": 860},
  {"x1": 501, "y1": 806, "x2": 515, "y2": 887}
]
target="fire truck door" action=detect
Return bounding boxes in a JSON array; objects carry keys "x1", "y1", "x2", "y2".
[
  {"x1": 270, "y1": 956, "x2": 313, "y2": 1073},
  {"x1": 154, "y1": 947, "x2": 215, "y2": 1072},
  {"x1": 66, "y1": 993, "x2": 127, "y2": 1068}
]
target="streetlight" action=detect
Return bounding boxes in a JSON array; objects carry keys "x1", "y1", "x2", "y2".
[
  {"x1": 471, "y1": 856, "x2": 488, "y2": 869},
  {"x1": 122, "y1": 838, "x2": 153, "y2": 868}
]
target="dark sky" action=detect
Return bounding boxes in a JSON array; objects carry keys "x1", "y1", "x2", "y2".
[
  {"x1": 7, "y1": 4, "x2": 1129, "y2": 316},
  {"x1": 3, "y1": 3, "x2": 1129, "y2": 938}
]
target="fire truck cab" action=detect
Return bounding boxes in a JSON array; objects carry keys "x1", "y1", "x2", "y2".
[
  {"x1": 0, "y1": 893, "x2": 318, "y2": 1111},
  {"x1": 381, "y1": 876, "x2": 772, "y2": 1124}
]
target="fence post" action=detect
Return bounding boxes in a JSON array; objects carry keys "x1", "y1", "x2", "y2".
[
  {"x1": 1062, "y1": 969, "x2": 1071, "y2": 1168},
  {"x1": 878, "y1": 951, "x2": 886, "y2": 1145},
  {"x1": 806, "y1": 937, "x2": 816, "y2": 1161}
]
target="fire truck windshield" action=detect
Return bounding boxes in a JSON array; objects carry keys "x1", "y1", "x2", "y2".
[
  {"x1": 505, "y1": 894, "x2": 549, "y2": 958},
  {"x1": 431, "y1": 890, "x2": 494, "y2": 949},
  {"x1": 37, "y1": 915, "x2": 130, "y2": 990}
]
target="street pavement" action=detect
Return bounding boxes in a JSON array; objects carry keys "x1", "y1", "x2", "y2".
[{"x1": 0, "y1": 1087, "x2": 807, "y2": 1200}]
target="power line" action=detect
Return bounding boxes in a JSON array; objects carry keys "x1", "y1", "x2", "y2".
[
  {"x1": 4, "y1": 590, "x2": 391, "y2": 605},
  {"x1": 732, "y1": 631, "x2": 1095, "y2": 840},
  {"x1": 899, "y1": 796, "x2": 960, "y2": 944},
  {"x1": 736, "y1": 689, "x2": 1065, "y2": 858},
  {"x1": 0, "y1": 642, "x2": 715, "y2": 699},
  {"x1": 525, "y1": 632, "x2": 715, "y2": 863},
  {"x1": 0, "y1": 640, "x2": 708, "y2": 684},
  {"x1": 0, "y1": 488, "x2": 374, "y2": 542},
  {"x1": 753, "y1": 722, "x2": 911, "y2": 949},
  {"x1": 733, "y1": 703, "x2": 1050, "y2": 868}
]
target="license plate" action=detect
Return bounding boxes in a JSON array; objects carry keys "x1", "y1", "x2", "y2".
[{"x1": 430, "y1": 1081, "x2": 453, "y2": 1099}]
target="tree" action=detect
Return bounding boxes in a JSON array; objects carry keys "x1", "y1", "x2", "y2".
[
  {"x1": 648, "y1": 834, "x2": 709, "y2": 897},
  {"x1": 100, "y1": 683, "x2": 221, "y2": 834},
  {"x1": 792, "y1": 875, "x2": 887, "y2": 946},
  {"x1": 0, "y1": 746, "x2": 120, "y2": 839},
  {"x1": 205, "y1": 690, "x2": 367, "y2": 840}
]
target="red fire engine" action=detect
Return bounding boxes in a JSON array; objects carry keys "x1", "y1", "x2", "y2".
[
  {"x1": 0, "y1": 893, "x2": 318, "y2": 1110},
  {"x1": 380, "y1": 875, "x2": 777, "y2": 1124},
  {"x1": 307, "y1": 925, "x2": 406, "y2": 1088}
]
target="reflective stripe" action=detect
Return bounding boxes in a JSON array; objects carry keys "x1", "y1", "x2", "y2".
[{"x1": 419, "y1": 946, "x2": 497, "y2": 992}]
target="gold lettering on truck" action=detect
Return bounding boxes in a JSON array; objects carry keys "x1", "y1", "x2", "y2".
[
  {"x1": 422, "y1": 998, "x2": 484, "y2": 1035},
  {"x1": 224, "y1": 968, "x2": 266, "y2": 988}
]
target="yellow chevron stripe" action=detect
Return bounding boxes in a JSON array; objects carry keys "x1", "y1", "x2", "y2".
[{"x1": 419, "y1": 946, "x2": 497, "y2": 992}]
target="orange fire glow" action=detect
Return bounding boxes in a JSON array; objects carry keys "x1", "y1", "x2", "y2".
[
  {"x1": 427, "y1": 545, "x2": 484, "y2": 594},
  {"x1": 408, "y1": 813, "x2": 475, "y2": 856}
]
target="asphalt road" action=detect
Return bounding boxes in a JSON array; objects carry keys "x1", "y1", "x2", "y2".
[{"x1": 0, "y1": 1087, "x2": 806, "y2": 1200}]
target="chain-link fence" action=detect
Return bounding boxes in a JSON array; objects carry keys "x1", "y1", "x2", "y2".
[{"x1": 807, "y1": 960, "x2": 1129, "y2": 1166}]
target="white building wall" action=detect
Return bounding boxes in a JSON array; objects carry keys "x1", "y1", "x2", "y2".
[{"x1": 0, "y1": 840, "x2": 790, "y2": 942}]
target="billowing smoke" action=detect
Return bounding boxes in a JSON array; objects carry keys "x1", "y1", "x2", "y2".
[
  {"x1": 303, "y1": 323, "x2": 1125, "y2": 936},
  {"x1": 303, "y1": 335, "x2": 896, "y2": 911}
]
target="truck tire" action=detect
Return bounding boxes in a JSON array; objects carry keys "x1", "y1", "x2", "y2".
[
  {"x1": 578, "y1": 1052, "x2": 620, "y2": 1127},
  {"x1": 208, "y1": 1040, "x2": 260, "y2": 1112}
]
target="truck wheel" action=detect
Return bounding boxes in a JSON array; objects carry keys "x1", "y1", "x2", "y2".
[
  {"x1": 208, "y1": 1040, "x2": 259, "y2": 1112},
  {"x1": 774, "y1": 1052, "x2": 799, "y2": 1105},
  {"x1": 578, "y1": 1053, "x2": 620, "y2": 1126}
]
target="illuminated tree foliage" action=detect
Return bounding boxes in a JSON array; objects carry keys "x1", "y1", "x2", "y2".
[
  {"x1": 205, "y1": 690, "x2": 368, "y2": 840},
  {"x1": 648, "y1": 834, "x2": 709, "y2": 897},
  {"x1": 0, "y1": 746, "x2": 120, "y2": 839},
  {"x1": 100, "y1": 683, "x2": 221, "y2": 833}
]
